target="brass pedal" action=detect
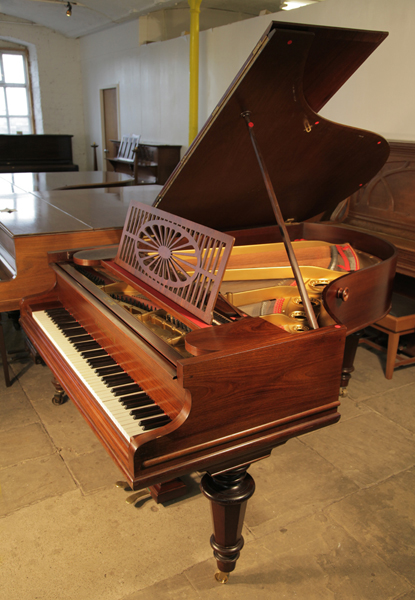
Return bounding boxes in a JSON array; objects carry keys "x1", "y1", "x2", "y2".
[{"x1": 115, "y1": 481, "x2": 150, "y2": 505}]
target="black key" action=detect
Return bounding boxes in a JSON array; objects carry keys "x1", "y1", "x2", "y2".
[
  {"x1": 119, "y1": 390, "x2": 148, "y2": 403},
  {"x1": 95, "y1": 365, "x2": 123, "y2": 377},
  {"x1": 131, "y1": 406, "x2": 164, "y2": 419},
  {"x1": 141, "y1": 416, "x2": 171, "y2": 430},
  {"x1": 68, "y1": 334, "x2": 94, "y2": 344},
  {"x1": 51, "y1": 315, "x2": 76, "y2": 324},
  {"x1": 73, "y1": 341, "x2": 101, "y2": 351},
  {"x1": 81, "y1": 349, "x2": 107, "y2": 359},
  {"x1": 102, "y1": 374, "x2": 134, "y2": 386},
  {"x1": 59, "y1": 322, "x2": 83, "y2": 331},
  {"x1": 88, "y1": 356, "x2": 116, "y2": 367},
  {"x1": 112, "y1": 383, "x2": 143, "y2": 396},
  {"x1": 62, "y1": 327, "x2": 88, "y2": 337},
  {"x1": 121, "y1": 395, "x2": 153, "y2": 409}
]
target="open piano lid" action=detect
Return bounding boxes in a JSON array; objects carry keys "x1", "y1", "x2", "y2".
[{"x1": 155, "y1": 21, "x2": 389, "y2": 230}]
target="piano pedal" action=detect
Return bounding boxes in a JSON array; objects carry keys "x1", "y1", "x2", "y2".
[
  {"x1": 125, "y1": 490, "x2": 150, "y2": 505},
  {"x1": 115, "y1": 480, "x2": 131, "y2": 490},
  {"x1": 115, "y1": 481, "x2": 151, "y2": 505},
  {"x1": 115, "y1": 478, "x2": 188, "y2": 505}
]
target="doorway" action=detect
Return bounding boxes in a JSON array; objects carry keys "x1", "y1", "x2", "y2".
[{"x1": 101, "y1": 86, "x2": 119, "y2": 171}]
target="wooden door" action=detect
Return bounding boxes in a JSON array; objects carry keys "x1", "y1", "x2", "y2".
[{"x1": 101, "y1": 87, "x2": 119, "y2": 170}]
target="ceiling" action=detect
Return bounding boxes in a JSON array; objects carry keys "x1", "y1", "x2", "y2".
[{"x1": 0, "y1": 0, "x2": 321, "y2": 39}]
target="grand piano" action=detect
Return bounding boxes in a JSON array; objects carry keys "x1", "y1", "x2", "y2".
[{"x1": 19, "y1": 22, "x2": 396, "y2": 582}]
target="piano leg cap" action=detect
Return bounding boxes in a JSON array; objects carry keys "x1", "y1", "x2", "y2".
[{"x1": 215, "y1": 571, "x2": 229, "y2": 584}]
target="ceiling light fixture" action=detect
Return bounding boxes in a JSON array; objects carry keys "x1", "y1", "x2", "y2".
[{"x1": 66, "y1": 2, "x2": 72, "y2": 17}]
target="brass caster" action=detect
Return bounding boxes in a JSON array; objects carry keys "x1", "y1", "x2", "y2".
[
  {"x1": 339, "y1": 387, "x2": 348, "y2": 398},
  {"x1": 52, "y1": 393, "x2": 66, "y2": 405},
  {"x1": 214, "y1": 571, "x2": 229, "y2": 584}
]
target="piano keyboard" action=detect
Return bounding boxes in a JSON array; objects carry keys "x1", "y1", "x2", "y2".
[{"x1": 32, "y1": 307, "x2": 171, "y2": 439}]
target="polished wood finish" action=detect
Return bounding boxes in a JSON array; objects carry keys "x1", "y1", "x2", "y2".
[
  {"x1": 115, "y1": 200, "x2": 234, "y2": 324},
  {"x1": 21, "y1": 274, "x2": 346, "y2": 489},
  {"x1": 14, "y1": 22, "x2": 397, "y2": 580},
  {"x1": 334, "y1": 140, "x2": 415, "y2": 277},
  {"x1": 0, "y1": 187, "x2": 151, "y2": 312},
  {"x1": 148, "y1": 478, "x2": 188, "y2": 504},
  {"x1": 156, "y1": 24, "x2": 388, "y2": 229},
  {"x1": 0, "y1": 171, "x2": 133, "y2": 193},
  {"x1": 109, "y1": 141, "x2": 181, "y2": 185},
  {"x1": 201, "y1": 466, "x2": 256, "y2": 575},
  {"x1": 228, "y1": 222, "x2": 397, "y2": 336},
  {"x1": 0, "y1": 134, "x2": 78, "y2": 173}
]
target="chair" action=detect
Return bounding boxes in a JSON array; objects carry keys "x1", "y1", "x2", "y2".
[{"x1": 360, "y1": 288, "x2": 415, "y2": 379}]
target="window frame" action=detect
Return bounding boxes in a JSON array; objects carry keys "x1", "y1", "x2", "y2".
[{"x1": 0, "y1": 48, "x2": 35, "y2": 134}]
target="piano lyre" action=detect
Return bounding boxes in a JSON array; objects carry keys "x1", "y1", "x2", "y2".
[{"x1": 20, "y1": 21, "x2": 397, "y2": 582}]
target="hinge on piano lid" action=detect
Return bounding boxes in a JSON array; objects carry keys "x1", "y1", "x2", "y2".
[
  {"x1": 47, "y1": 249, "x2": 79, "y2": 264},
  {"x1": 47, "y1": 246, "x2": 113, "y2": 265}
]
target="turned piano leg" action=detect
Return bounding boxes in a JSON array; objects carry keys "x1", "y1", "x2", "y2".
[
  {"x1": 200, "y1": 465, "x2": 255, "y2": 583},
  {"x1": 340, "y1": 331, "x2": 363, "y2": 395}
]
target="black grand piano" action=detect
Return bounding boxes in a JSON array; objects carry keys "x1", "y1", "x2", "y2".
[{"x1": 20, "y1": 22, "x2": 396, "y2": 583}]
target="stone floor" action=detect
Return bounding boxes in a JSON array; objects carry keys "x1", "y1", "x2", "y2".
[{"x1": 1, "y1": 313, "x2": 414, "y2": 600}]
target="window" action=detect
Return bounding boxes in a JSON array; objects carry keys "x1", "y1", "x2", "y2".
[{"x1": 0, "y1": 51, "x2": 33, "y2": 134}]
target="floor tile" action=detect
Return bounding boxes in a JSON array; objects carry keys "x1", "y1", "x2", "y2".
[
  {"x1": 120, "y1": 574, "x2": 199, "y2": 600},
  {"x1": 0, "y1": 384, "x2": 39, "y2": 431},
  {"x1": 0, "y1": 453, "x2": 77, "y2": 515},
  {"x1": 245, "y1": 438, "x2": 358, "y2": 534},
  {"x1": 0, "y1": 486, "x2": 213, "y2": 600},
  {"x1": 364, "y1": 383, "x2": 415, "y2": 434},
  {"x1": 348, "y1": 347, "x2": 415, "y2": 401},
  {"x1": 327, "y1": 467, "x2": 415, "y2": 586},
  {"x1": 302, "y1": 411, "x2": 415, "y2": 488},
  {"x1": 66, "y1": 447, "x2": 124, "y2": 493},
  {"x1": 0, "y1": 422, "x2": 54, "y2": 468}
]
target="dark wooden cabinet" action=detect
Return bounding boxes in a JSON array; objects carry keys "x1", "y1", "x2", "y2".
[
  {"x1": 335, "y1": 141, "x2": 415, "y2": 277},
  {"x1": 108, "y1": 141, "x2": 181, "y2": 185}
]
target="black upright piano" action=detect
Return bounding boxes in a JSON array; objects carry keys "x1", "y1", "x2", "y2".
[{"x1": 0, "y1": 134, "x2": 78, "y2": 173}]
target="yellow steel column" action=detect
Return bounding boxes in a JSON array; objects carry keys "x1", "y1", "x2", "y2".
[{"x1": 188, "y1": 0, "x2": 202, "y2": 145}]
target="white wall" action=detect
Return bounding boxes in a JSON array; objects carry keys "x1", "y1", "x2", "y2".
[
  {"x1": 80, "y1": 0, "x2": 415, "y2": 171},
  {"x1": 0, "y1": 15, "x2": 87, "y2": 169},
  {"x1": 2, "y1": 0, "x2": 414, "y2": 172},
  {"x1": 80, "y1": 20, "x2": 190, "y2": 169}
]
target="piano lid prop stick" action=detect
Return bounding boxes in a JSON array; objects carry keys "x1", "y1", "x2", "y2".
[{"x1": 241, "y1": 111, "x2": 319, "y2": 330}]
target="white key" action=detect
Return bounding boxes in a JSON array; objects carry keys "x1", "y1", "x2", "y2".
[{"x1": 33, "y1": 310, "x2": 150, "y2": 439}]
